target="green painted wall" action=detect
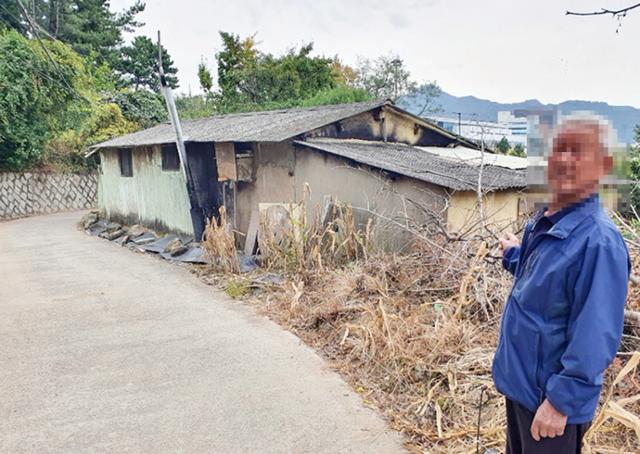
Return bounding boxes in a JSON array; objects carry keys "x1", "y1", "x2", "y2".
[{"x1": 98, "y1": 146, "x2": 193, "y2": 235}]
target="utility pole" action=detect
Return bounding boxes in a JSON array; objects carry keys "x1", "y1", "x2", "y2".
[
  {"x1": 157, "y1": 31, "x2": 203, "y2": 239},
  {"x1": 391, "y1": 58, "x2": 402, "y2": 100}
]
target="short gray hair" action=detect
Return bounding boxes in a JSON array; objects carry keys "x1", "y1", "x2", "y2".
[{"x1": 555, "y1": 111, "x2": 617, "y2": 155}]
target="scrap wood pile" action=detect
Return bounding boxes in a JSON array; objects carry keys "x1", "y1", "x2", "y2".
[{"x1": 199, "y1": 201, "x2": 640, "y2": 453}]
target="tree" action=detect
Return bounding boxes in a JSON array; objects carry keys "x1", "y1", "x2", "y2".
[
  {"x1": 198, "y1": 60, "x2": 213, "y2": 94},
  {"x1": 511, "y1": 143, "x2": 526, "y2": 157},
  {"x1": 3, "y1": 0, "x2": 146, "y2": 65},
  {"x1": 331, "y1": 57, "x2": 357, "y2": 86},
  {"x1": 114, "y1": 35, "x2": 178, "y2": 92},
  {"x1": 48, "y1": 102, "x2": 137, "y2": 171},
  {"x1": 411, "y1": 82, "x2": 442, "y2": 116},
  {"x1": 495, "y1": 137, "x2": 511, "y2": 154},
  {"x1": 355, "y1": 54, "x2": 416, "y2": 100},
  {"x1": 0, "y1": 2, "x2": 24, "y2": 32},
  {"x1": 176, "y1": 94, "x2": 217, "y2": 120},
  {"x1": 215, "y1": 31, "x2": 258, "y2": 106},
  {"x1": 298, "y1": 85, "x2": 371, "y2": 107},
  {"x1": 107, "y1": 90, "x2": 166, "y2": 128},
  {"x1": 213, "y1": 31, "x2": 341, "y2": 112},
  {"x1": 0, "y1": 29, "x2": 77, "y2": 170}
]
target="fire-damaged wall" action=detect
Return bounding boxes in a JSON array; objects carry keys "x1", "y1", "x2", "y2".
[
  {"x1": 234, "y1": 142, "x2": 296, "y2": 235},
  {"x1": 304, "y1": 106, "x2": 458, "y2": 147}
]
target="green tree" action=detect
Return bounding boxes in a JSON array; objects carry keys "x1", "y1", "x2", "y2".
[
  {"x1": 114, "y1": 35, "x2": 178, "y2": 91},
  {"x1": 0, "y1": 29, "x2": 77, "y2": 170},
  {"x1": 298, "y1": 85, "x2": 371, "y2": 107},
  {"x1": 2, "y1": 0, "x2": 145, "y2": 66},
  {"x1": 176, "y1": 94, "x2": 217, "y2": 120},
  {"x1": 107, "y1": 90, "x2": 166, "y2": 128},
  {"x1": 56, "y1": 0, "x2": 145, "y2": 65},
  {"x1": 0, "y1": 1, "x2": 24, "y2": 32},
  {"x1": 495, "y1": 136, "x2": 511, "y2": 154},
  {"x1": 48, "y1": 102, "x2": 137, "y2": 172},
  {"x1": 198, "y1": 60, "x2": 213, "y2": 94},
  {"x1": 213, "y1": 32, "x2": 340, "y2": 112},
  {"x1": 510, "y1": 143, "x2": 526, "y2": 157},
  {"x1": 355, "y1": 54, "x2": 416, "y2": 100},
  {"x1": 215, "y1": 31, "x2": 258, "y2": 106}
]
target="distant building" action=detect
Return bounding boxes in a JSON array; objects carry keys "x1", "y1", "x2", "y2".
[
  {"x1": 497, "y1": 111, "x2": 529, "y2": 138},
  {"x1": 427, "y1": 115, "x2": 527, "y2": 149}
]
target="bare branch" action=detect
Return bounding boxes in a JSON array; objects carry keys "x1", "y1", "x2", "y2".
[{"x1": 566, "y1": 2, "x2": 640, "y2": 17}]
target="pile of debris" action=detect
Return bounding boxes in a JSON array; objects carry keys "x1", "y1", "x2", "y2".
[{"x1": 80, "y1": 210, "x2": 206, "y2": 263}]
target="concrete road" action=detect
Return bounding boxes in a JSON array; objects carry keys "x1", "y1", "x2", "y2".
[{"x1": 0, "y1": 212, "x2": 404, "y2": 454}]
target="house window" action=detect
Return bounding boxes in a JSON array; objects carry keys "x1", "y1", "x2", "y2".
[
  {"x1": 161, "y1": 144, "x2": 180, "y2": 171},
  {"x1": 118, "y1": 149, "x2": 133, "y2": 177}
]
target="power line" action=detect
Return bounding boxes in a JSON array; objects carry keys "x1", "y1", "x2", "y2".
[
  {"x1": 0, "y1": 15, "x2": 83, "y2": 97},
  {"x1": 15, "y1": 0, "x2": 87, "y2": 103}
]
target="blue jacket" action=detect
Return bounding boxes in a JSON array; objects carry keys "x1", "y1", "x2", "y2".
[{"x1": 492, "y1": 194, "x2": 630, "y2": 424}]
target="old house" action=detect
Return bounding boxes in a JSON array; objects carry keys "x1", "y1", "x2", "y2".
[{"x1": 89, "y1": 100, "x2": 526, "y2": 245}]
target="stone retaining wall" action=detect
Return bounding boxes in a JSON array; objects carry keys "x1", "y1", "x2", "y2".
[{"x1": 0, "y1": 172, "x2": 97, "y2": 220}]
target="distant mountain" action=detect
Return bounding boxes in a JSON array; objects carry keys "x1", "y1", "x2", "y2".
[{"x1": 398, "y1": 91, "x2": 640, "y2": 144}]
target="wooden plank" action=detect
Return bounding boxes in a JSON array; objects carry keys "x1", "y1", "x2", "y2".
[
  {"x1": 244, "y1": 209, "x2": 260, "y2": 256},
  {"x1": 215, "y1": 142, "x2": 237, "y2": 181}
]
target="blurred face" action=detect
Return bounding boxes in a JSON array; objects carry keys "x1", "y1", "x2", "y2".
[{"x1": 547, "y1": 123, "x2": 612, "y2": 202}]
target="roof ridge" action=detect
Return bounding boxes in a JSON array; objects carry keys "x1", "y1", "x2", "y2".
[{"x1": 182, "y1": 99, "x2": 388, "y2": 124}]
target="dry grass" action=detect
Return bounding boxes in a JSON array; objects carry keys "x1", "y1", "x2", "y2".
[
  {"x1": 197, "y1": 196, "x2": 640, "y2": 453},
  {"x1": 257, "y1": 197, "x2": 372, "y2": 274},
  {"x1": 247, "y1": 238, "x2": 510, "y2": 453},
  {"x1": 202, "y1": 206, "x2": 239, "y2": 273}
]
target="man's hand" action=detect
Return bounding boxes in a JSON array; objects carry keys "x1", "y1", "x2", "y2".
[
  {"x1": 530, "y1": 399, "x2": 567, "y2": 441},
  {"x1": 499, "y1": 232, "x2": 519, "y2": 256}
]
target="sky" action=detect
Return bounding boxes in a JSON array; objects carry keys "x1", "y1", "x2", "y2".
[{"x1": 110, "y1": 0, "x2": 640, "y2": 108}]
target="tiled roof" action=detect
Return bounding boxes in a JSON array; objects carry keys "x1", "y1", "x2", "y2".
[{"x1": 295, "y1": 139, "x2": 525, "y2": 191}]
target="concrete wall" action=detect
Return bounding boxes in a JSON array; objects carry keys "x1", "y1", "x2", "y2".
[
  {"x1": 98, "y1": 147, "x2": 193, "y2": 235},
  {"x1": 447, "y1": 190, "x2": 523, "y2": 234},
  {"x1": 293, "y1": 146, "x2": 449, "y2": 250},
  {"x1": 235, "y1": 142, "x2": 296, "y2": 235},
  {"x1": 0, "y1": 172, "x2": 97, "y2": 220}
]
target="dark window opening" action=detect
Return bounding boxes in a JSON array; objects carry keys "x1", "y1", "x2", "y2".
[
  {"x1": 161, "y1": 144, "x2": 180, "y2": 171},
  {"x1": 234, "y1": 142, "x2": 253, "y2": 156},
  {"x1": 118, "y1": 149, "x2": 133, "y2": 177}
]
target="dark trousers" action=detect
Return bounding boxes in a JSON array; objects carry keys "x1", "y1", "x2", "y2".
[{"x1": 505, "y1": 399, "x2": 591, "y2": 454}]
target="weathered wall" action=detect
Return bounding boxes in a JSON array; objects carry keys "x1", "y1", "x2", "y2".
[
  {"x1": 293, "y1": 146, "x2": 449, "y2": 250},
  {"x1": 235, "y1": 142, "x2": 296, "y2": 235},
  {"x1": 447, "y1": 190, "x2": 522, "y2": 233},
  {"x1": 0, "y1": 172, "x2": 97, "y2": 220},
  {"x1": 305, "y1": 106, "x2": 455, "y2": 147},
  {"x1": 98, "y1": 147, "x2": 193, "y2": 235}
]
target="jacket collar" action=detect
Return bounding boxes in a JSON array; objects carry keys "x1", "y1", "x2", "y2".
[{"x1": 541, "y1": 193, "x2": 601, "y2": 239}]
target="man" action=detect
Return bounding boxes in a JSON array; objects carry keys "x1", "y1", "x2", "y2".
[{"x1": 493, "y1": 117, "x2": 630, "y2": 454}]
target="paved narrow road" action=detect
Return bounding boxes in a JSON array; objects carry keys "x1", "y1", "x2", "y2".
[{"x1": 0, "y1": 212, "x2": 403, "y2": 454}]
